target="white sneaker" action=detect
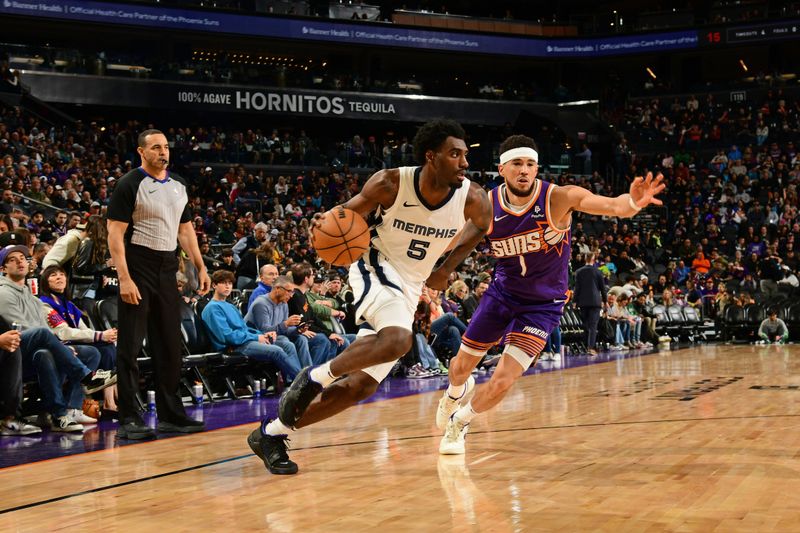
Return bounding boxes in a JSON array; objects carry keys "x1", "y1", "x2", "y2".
[
  {"x1": 0, "y1": 418, "x2": 43, "y2": 436},
  {"x1": 439, "y1": 415, "x2": 470, "y2": 455},
  {"x1": 435, "y1": 375, "x2": 475, "y2": 430},
  {"x1": 68, "y1": 408, "x2": 97, "y2": 425},
  {"x1": 539, "y1": 351, "x2": 553, "y2": 361},
  {"x1": 51, "y1": 416, "x2": 84, "y2": 433}
]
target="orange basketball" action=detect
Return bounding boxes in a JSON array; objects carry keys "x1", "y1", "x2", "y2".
[{"x1": 311, "y1": 207, "x2": 370, "y2": 266}]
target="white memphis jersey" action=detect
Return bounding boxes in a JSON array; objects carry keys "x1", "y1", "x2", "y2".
[{"x1": 370, "y1": 166, "x2": 470, "y2": 284}]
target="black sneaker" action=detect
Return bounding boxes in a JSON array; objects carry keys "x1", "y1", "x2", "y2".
[
  {"x1": 117, "y1": 420, "x2": 156, "y2": 440},
  {"x1": 157, "y1": 418, "x2": 205, "y2": 434},
  {"x1": 278, "y1": 366, "x2": 323, "y2": 427},
  {"x1": 247, "y1": 428, "x2": 298, "y2": 475}
]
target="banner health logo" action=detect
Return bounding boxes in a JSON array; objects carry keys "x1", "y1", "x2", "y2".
[{"x1": 234, "y1": 91, "x2": 396, "y2": 116}]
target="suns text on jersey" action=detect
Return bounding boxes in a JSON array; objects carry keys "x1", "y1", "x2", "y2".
[{"x1": 491, "y1": 231, "x2": 544, "y2": 257}]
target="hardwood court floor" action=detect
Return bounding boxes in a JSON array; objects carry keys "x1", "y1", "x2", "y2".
[{"x1": 4, "y1": 344, "x2": 800, "y2": 532}]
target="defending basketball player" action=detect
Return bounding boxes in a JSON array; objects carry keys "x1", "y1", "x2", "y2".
[
  {"x1": 248, "y1": 119, "x2": 492, "y2": 474},
  {"x1": 435, "y1": 134, "x2": 665, "y2": 454}
]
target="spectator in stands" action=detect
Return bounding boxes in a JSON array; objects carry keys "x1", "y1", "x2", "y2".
[
  {"x1": 216, "y1": 248, "x2": 236, "y2": 273},
  {"x1": 605, "y1": 293, "x2": 629, "y2": 351},
  {"x1": 236, "y1": 242, "x2": 280, "y2": 290},
  {"x1": 306, "y1": 273, "x2": 352, "y2": 360},
  {"x1": 247, "y1": 263, "x2": 279, "y2": 311},
  {"x1": 740, "y1": 272, "x2": 758, "y2": 294},
  {"x1": 409, "y1": 300, "x2": 444, "y2": 377},
  {"x1": 632, "y1": 292, "x2": 656, "y2": 345},
  {"x1": 29, "y1": 242, "x2": 50, "y2": 279},
  {"x1": 758, "y1": 249, "x2": 783, "y2": 297},
  {"x1": 232, "y1": 222, "x2": 269, "y2": 264},
  {"x1": 245, "y1": 274, "x2": 329, "y2": 367},
  {"x1": 423, "y1": 286, "x2": 467, "y2": 360},
  {"x1": 41, "y1": 217, "x2": 86, "y2": 270},
  {"x1": 684, "y1": 279, "x2": 703, "y2": 308},
  {"x1": 202, "y1": 270, "x2": 301, "y2": 383},
  {"x1": 0, "y1": 244, "x2": 115, "y2": 431},
  {"x1": 39, "y1": 264, "x2": 118, "y2": 414},
  {"x1": 0, "y1": 317, "x2": 41, "y2": 435},
  {"x1": 691, "y1": 250, "x2": 711, "y2": 275},
  {"x1": 700, "y1": 277, "x2": 718, "y2": 317},
  {"x1": 286, "y1": 262, "x2": 337, "y2": 363},
  {"x1": 51, "y1": 211, "x2": 67, "y2": 237},
  {"x1": 70, "y1": 215, "x2": 117, "y2": 312},
  {"x1": 621, "y1": 293, "x2": 644, "y2": 348},
  {"x1": 758, "y1": 309, "x2": 789, "y2": 344},
  {"x1": 461, "y1": 276, "x2": 488, "y2": 322},
  {"x1": 573, "y1": 253, "x2": 605, "y2": 356}
]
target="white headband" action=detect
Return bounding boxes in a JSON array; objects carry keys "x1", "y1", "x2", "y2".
[{"x1": 500, "y1": 147, "x2": 538, "y2": 165}]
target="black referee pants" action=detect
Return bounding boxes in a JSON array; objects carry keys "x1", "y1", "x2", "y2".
[{"x1": 117, "y1": 244, "x2": 186, "y2": 424}]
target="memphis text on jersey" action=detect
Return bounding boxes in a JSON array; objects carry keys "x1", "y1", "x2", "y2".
[{"x1": 392, "y1": 218, "x2": 458, "y2": 239}]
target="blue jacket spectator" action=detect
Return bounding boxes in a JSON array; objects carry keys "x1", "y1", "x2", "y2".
[{"x1": 201, "y1": 270, "x2": 300, "y2": 382}]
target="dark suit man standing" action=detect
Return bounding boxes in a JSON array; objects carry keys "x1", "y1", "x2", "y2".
[{"x1": 573, "y1": 253, "x2": 607, "y2": 356}]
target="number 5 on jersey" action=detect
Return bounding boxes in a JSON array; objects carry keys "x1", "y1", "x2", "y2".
[{"x1": 407, "y1": 239, "x2": 430, "y2": 260}]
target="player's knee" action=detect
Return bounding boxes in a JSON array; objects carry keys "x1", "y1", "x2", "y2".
[
  {"x1": 376, "y1": 328, "x2": 413, "y2": 361},
  {"x1": 346, "y1": 372, "x2": 380, "y2": 403},
  {"x1": 487, "y1": 373, "x2": 516, "y2": 397}
]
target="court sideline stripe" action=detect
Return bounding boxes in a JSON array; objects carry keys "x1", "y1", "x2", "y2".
[{"x1": 3, "y1": 410, "x2": 800, "y2": 516}]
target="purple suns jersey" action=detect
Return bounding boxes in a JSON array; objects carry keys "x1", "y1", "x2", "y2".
[{"x1": 487, "y1": 179, "x2": 571, "y2": 303}]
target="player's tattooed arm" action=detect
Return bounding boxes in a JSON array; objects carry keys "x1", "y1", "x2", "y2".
[{"x1": 426, "y1": 182, "x2": 492, "y2": 290}]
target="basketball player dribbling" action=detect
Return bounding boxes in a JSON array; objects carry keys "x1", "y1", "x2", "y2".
[
  {"x1": 435, "y1": 134, "x2": 665, "y2": 454},
  {"x1": 248, "y1": 119, "x2": 492, "y2": 475}
]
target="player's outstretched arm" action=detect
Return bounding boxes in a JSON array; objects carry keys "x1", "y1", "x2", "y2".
[
  {"x1": 557, "y1": 171, "x2": 665, "y2": 220},
  {"x1": 426, "y1": 183, "x2": 492, "y2": 290}
]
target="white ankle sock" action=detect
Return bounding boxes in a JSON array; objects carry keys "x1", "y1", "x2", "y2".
[
  {"x1": 453, "y1": 401, "x2": 478, "y2": 424},
  {"x1": 262, "y1": 418, "x2": 294, "y2": 436},
  {"x1": 309, "y1": 362, "x2": 337, "y2": 388},
  {"x1": 446, "y1": 381, "x2": 467, "y2": 400}
]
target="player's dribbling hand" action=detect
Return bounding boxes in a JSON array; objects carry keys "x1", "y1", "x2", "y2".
[
  {"x1": 120, "y1": 278, "x2": 142, "y2": 305},
  {"x1": 309, "y1": 211, "x2": 325, "y2": 242},
  {"x1": 630, "y1": 171, "x2": 666, "y2": 208}
]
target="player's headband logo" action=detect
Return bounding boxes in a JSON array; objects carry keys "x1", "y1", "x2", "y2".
[{"x1": 499, "y1": 147, "x2": 538, "y2": 165}]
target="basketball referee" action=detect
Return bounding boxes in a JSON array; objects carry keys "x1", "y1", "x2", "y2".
[{"x1": 108, "y1": 129, "x2": 211, "y2": 440}]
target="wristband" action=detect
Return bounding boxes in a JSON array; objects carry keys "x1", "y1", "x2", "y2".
[{"x1": 628, "y1": 196, "x2": 643, "y2": 212}]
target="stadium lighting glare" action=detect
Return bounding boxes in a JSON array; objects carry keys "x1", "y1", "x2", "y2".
[
  {"x1": 646, "y1": 67, "x2": 657, "y2": 79},
  {"x1": 470, "y1": 143, "x2": 480, "y2": 148},
  {"x1": 739, "y1": 59, "x2": 749, "y2": 72}
]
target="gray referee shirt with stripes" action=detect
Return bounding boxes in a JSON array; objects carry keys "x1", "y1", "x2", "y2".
[{"x1": 107, "y1": 167, "x2": 191, "y2": 251}]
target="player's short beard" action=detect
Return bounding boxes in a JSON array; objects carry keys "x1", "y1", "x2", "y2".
[{"x1": 505, "y1": 180, "x2": 535, "y2": 198}]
